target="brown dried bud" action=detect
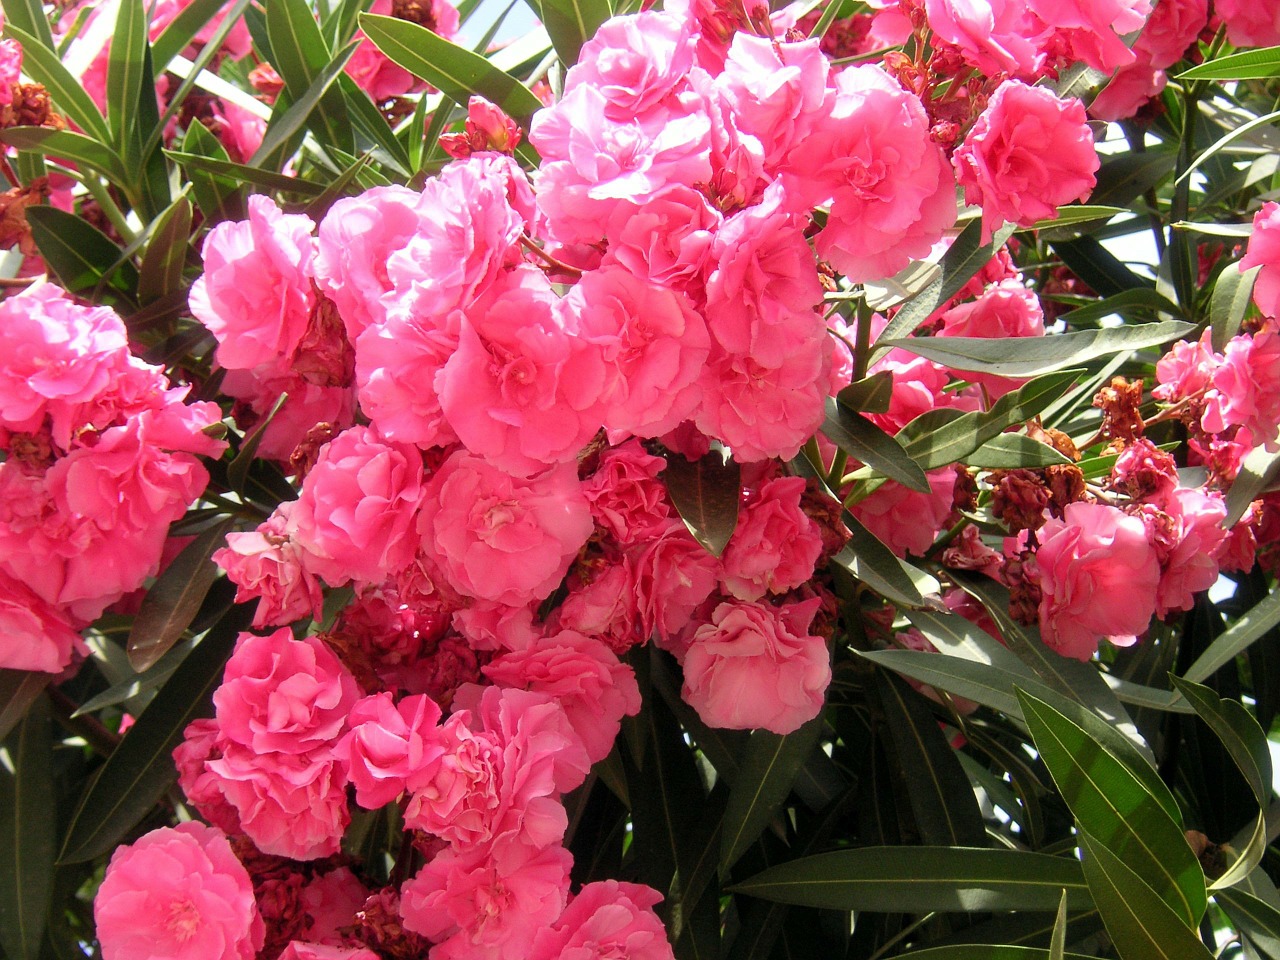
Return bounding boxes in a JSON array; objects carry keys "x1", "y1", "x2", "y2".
[
  {"x1": 289, "y1": 421, "x2": 339, "y2": 479},
  {"x1": 1185, "y1": 830, "x2": 1227, "y2": 880},
  {"x1": 0, "y1": 176, "x2": 49, "y2": 257},
  {"x1": 1093, "y1": 376, "x2": 1145, "y2": 445},
  {"x1": 291, "y1": 285, "x2": 356, "y2": 388},
  {"x1": 3, "y1": 83, "x2": 63, "y2": 129},
  {"x1": 951, "y1": 463, "x2": 979, "y2": 514},
  {"x1": 6, "y1": 427, "x2": 55, "y2": 470},
  {"x1": 1004, "y1": 551, "x2": 1042, "y2": 626},
  {"x1": 1027, "y1": 420, "x2": 1081, "y2": 462},
  {"x1": 392, "y1": 0, "x2": 439, "y2": 31},
  {"x1": 800, "y1": 479, "x2": 850, "y2": 563},
  {"x1": 1044, "y1": 464, "x2": 1087, "y2": 518},
  {"x1": 353, "y1": 888, "x2": 431, "y2": 960},
  {"x1": 992, "y1": 469, "x2": 1050, "y2": 534}
]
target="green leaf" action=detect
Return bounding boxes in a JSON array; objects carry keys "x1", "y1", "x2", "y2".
[
  {"x1": 1183, "y1": 589, "x2": 1280, "y2": 684},
  {"x1": 530, "y1": 0, "x2": 612, "y2": 67},
  {"x1": 359, "y1": 13, "x2": 545, "y2": 121},
  {"x1": 1216, "y1": 888, "x2": 1280, "y2": 960},
  {"x1": 1169, "y1": 676, "x2": 1272, "y2": 890},
  {"x1": 1017, "y1": 688, "x2": 1205, "y2": 927},
  {"x1": 1211, "y1": 264, "x2": 1260, "y2": 352},
  {"x1": 886, "y1": 321, "x2": 1194, "y2": 379},
  {"x1": 1089, "y1": 150, "x2": 1176, "y2": 209},
  {"x1": 1226, "y1": 445, "x2": 1280, "y2": 527},
  {"x1": 661, "y1": 448, "x2": 740, "y2": 558},
  {"x1": 1051, "y1": 235, "x2": 1155, "y2": 296},
  {"x1": 0, "y1": 697, "x2": 54, "y2": 960},
  {"x1": 898, "y1": 371, "x2": 1078, "y2": 471},
  {"x1": 1055, "y1": 288, "x2": 1186, "y2": 328},
  {"x1": 74, "y1": 639, "x2": 196, "y2": 717},
  {"x1": 177, "y1": 120, "x2": 244, "y2": 222},
  {"x1": 59, "y1": 604, "x2": 254, "y2": 864},
  {"x1": 874, "y1": 670, "x2": 986, "y2": 846},
  {"x1": 166, "y1": 150, "x2": 328, "y2": 197},
  {"x1": 1178, "y1": 46, "x2": 1280, "y2": 80},
  {"x1": 963, "y1": 434, "x2": 1071, "y2": 469},
  {"x1": 267, "y1": 0, "x2": 354, "y2": 152},
  {"x1": 1031, "y1": 205, "x2": 1127, "y2": 231},
  {"x1": 860, "y1": 648, "x2": 1046, "y2": 719},
  {"x1": 730, "y1": 846, "x2": 1091, "y2": 913},
  {"x1": 835, "y1": 371, "x2": 893, "y2": 415},
  {"x1": 127, "y1": 517, "x2": 236, "y2": 672},
  {"x1": 2, "y1": 24, "x2": 111, "y2": 143},
  {"x1": 336, "y1": 75, "x2": 414, "y2": 176},
  {"x1": 871, "y1": 220, "x2": 1017, "y2": 354},
  {"x1": 106, "y1": 0, "x2": 148, "y2": 147},
  {"x1": 26, "y1": 206, "x2": 139, "y2": 298},
  {"x1": 822, "y1": 398, "x2": 931, "y2": 493},
  {"x1": 1077, "y1": 829, "x2": 1214, "y2": 959},
  {"x1": 250, "y1": 39, "x2": 361, "y2": 167},
  {"x1": 0, "y1": 0, "x2": 53, "y2": 48},
  {"x1": 1050, "y1": 888, "x2": 1069, "y2": 960},
  {"x1": 0, "y1": 672, "x2": 50, "y2": 743},
  {"x1": 153, "y1": 0, "x2": 250, "y2": 68},
  {"x1": 137, "y1": 195, "x2": 193, "y2": 305},
  {"x1": 720, "y1": 714, "x2": 824, "y2": 873},
  {"x1": 833, "y1": 514, "x2": 930, "y2": 609},
  {"x1": 902, "y1": 949, "x2": 1096, "y2": 960},
  {"x1": 0, "y1": 127, "x2": 130, "y2": 185}
]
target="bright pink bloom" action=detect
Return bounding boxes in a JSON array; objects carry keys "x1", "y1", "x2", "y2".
[
  {"x1": 1136, "y1": 0, "x2": 1208, "y2": 68},
  {"x1": 278, "y1": 944, "x2": 380, "y2": 960},
  {"x1": 220, "y1": 368, "x2": 357, "y2": 463},
  {"x1": 1216, "y1": 0, "x2": 1280, "y2": 47},
  {"x1": 299, "y1": 867, "x2": 370, "y2": 944},
  {"x1": 924, "y1": 0, "x2": 1044, "y2": 77},
  {"x1": 681, "y1": 597, "x2": 831, "y2": 734},
  {"x1": 189, "y1": 195, "x2": 316, "y2": 374},
  {"x1": 0, "y1": 39, "x2": 21, "y2": 105},
  {"x1": 1028, "y1": 0, "x2": 1152, "y2": 72},
  {"x1": 938, "y1": 279, "x2": 1045, "y2": 397},
  {"x1": 94, "y1": 822, "x2": 264, "y2": 960},
  {"x1": 418, "y1": 452, "x2": 593, "y2": 607},
  {"x1": 564, "y1": 11, "x2": 696, "y2": 118},
  {"x1": 214, "y1": 629, "x2": 361, "y2": 756},
  {"x1": 632, "y1": 520, "x2": 721, "y2": 646},
  {"x1": 581, "y1": 439, "x2": 674, "y2": 544},
  {"x1": 1032, "y1": 501, "x2": 1161, "y2": 660},
  {"x1": 721, "y1": 476, "x2": 823, "y2": 600},
  {"x1": 1202, "y1": 329, "x2": 1280, "y2": 450},
  {"x1": 342, "y1": 692, "x2": 445, "y2": 809},
  {"x1": 173, "y1": 719, "x2": 242, "y2": 836},
  {"x1": 0, "y1": 567, "x2": 85, "y2": 673},
  {"x1": 529, "y1": 881, "x2": 674, "y2": 960},
  {"x1": 1153, "y1": 329, "x2": 1220, "y2": 403},
  {"x1": 355, "y1": 310, "x2": 459, "y2": 449},
  {"x1": 556, "y1": 558, "x2": 642, "y2": 654},
  {"x1": 287, "y1": 425, "x2": 426, "y2": 586},
  {"x1": 602, "y1": 186, "x2": 721, "y2": 297},
  {"x1": 1151, "y1": 488, "x2": 1228, "y2": 618},
  {"x1": 212, "y1": 502, "x2": 325, "y2": 629},
  {"x1": 954, "y1": 81, "x2": 1099, "y2": 236},
  {"x1": 1089, "y1": 57, "x2": 1167, "y2": 122},
  {"x1": 1240, "y1": 202, "x2": 1280, "y2": 319}
]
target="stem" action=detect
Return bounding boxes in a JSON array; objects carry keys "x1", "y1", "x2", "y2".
[
  {"x1": 1169, "y1": 87, "x2": 1198, "y2": 316},
  {"x1": 82, "y1": 176, "x2": 138, "y2": 244},
  {"x1": 47, "y1": 686, "x2": 121, "y2": 758},
  {"x1": 519, "y1": 234, "x2": 583, "y2": 278},
  {"x1": 852, "y1": 297, "x2": 874, "y2": 382},
  {"x1": 802, "y1": 435, "x2": 826, "y2": 476},
  {"x1": 925, "y1": 517, "x2": 972, "y2": 560},
  {"x1": 828, "y1": 449, "x2": 849, "y2": 490}
]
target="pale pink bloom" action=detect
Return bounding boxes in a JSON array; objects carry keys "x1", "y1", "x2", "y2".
[
  {"x1": 0, "y1": 567, "x2": 85, "y2": 673},
  {"x1": 452, "y1": 601, "x2": 541, "y2": 653},
  {"x1": 564, "y1": 11, "x2": 697, "y2": 118},
  {"x1": 402, "y1": 711, "x2": 505, "y2": 847},
  {"x1": 565, "y1": 266, "x2": 709, "y2": 440},
  {"x1": 214, "y1": 629, "x2": 360, "y2": 756},
  {"x1": 1136, "y1": 0, "x2": 1208, "y2": 68},
  {"x1": 721, "y1": 476, "x2": 823, "y2": 600},
  {"x1": 211, "y1": 99, "x2": 266, "y2": 164},
  {"x1": 315, "y1": 185, "x2": 428, "y2": 340},
  {"x1": 1029, "y1": 0, "x2": 1153, "y2": 72},
  {"x1": 95, "y1": 823, "x2": 263, "y2": 960},
  {"x1": 1032, "y1": 501, "x2": 1161, "y2": 660},
  {"x1": 213, "y1": 502, "x2": 325, "y2": 628},
  {"x1": 1089, "y1": 58, "x2": 1167, "y2": 122},
  {"x1": 355, "y1": 310, "x2": 459, "y2": 449},
  {"x1": 781, "y1": 65, "x2": 956, "y2": 282},
  {"x1": 632, "y1": 520, "x2": 721, "y2": 646},
  {"x1": 1202, "y1": 329, "x2": 1280, "y2": 450},
  {"x1": 287, "y1": 425, "x2": 426, "y2": 586},
  {"x1": 440, "y1": 267, "x2": 605, "y2": 475},
  {"x1": 399, "y1": 841, "x2": 572, "y2": 960},
  {"x1": 278, "y1": 944, "x2": 380, "y2": 960},
  {"x1": 173, "y1": 719, "x2": 242, "y2": 836},
  {"x1": 924, "y1": 0, "x2": 1044, "y2": 77},
  {"x1": 602, "y1": 185, "x2": 721, "y2": 297},
  {"x1": 1239, "y1": 202, "x2": 1280, "y2": 319},
  {"x1": 189, "y1": 195, "x2": 317, "y2": 374},
  {"x1": 954, "y1": 81, "x2": 1099, "y2": 236},
  {"x1": 1112, "y1": 438, "x2": 1180, "y2": 506},
  {"x1": 1153, "y1": 329, "x2": 1220, "y2": 403},
  {"x1": 483, "y1": 630, "x2": 641, "y2": 763},
  {"x1": 208, "y1": 745, "x2": 350, "y2": 860},
  {"x1": 1151, "y1": 488, "x2": 1228, "y2": 618},
  {"x1": 0, "y1": 39, "x2": 21, "y2": 105},
  {"x1": 220, "y1": 368, "x2": 357, "y2": 464},
  {"x1": 342, "y1": 692, "x2": 445, "y2": 809},
  {"x1": 849, "y1": 471, "x2": 957, "y2": 558},
  {"x1": 682, "y1": 597, "x2": 831, "y2": 734},
  {"x1": 299, "y1": 867, "x2": 370, "y2": 944},
  {"x1": 529, "y1": 881, "x2": 674, "y2": 960},
  {"x1": 1216, "y1": 0, "x2": 1280, "y2": 47},
  {"x1": 582, "y1": 439, "x2": 674, "y2": 544}
]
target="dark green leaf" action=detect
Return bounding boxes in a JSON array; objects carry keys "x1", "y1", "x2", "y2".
[
  {"x1": 1055, "y1": 288, "x2": 1185, "y2": 328},
  {"x1": 860, "y1": 648, "x2": 1046, "y2": 719},
  {"x1": 1217, "y1": 887, "x2": 1280, "y2": 960},
  {"x1": 874, "y1": 670, "x2": 986, "y2": 846},
  {"x1": 1178, "y1": 46, "x2": 1280, "y2": 80},
  {"x1": 963, "y1": 434, "x2": 1071, "y2": 469},
  {"x1": 26, "y1": 206, "x2": 139, "y2": 298},
  {"x1": 1050, "y1": 888, "x2": 1069, "y2": 960},
  {"x1": 661, "y1": 448, "x2": 740, "y2": 558},
  {"x1": 177, "y1": 120, "x2": 245, "y2": 222},
  {"x1": 532, "y1": 0, "x2": 613, "y2": 67},
  {"x1": 74, "y1": 639, "x2": 196, "y2": 717},
  {"x1": 166, "y1": 150, "x2": 328, "y2": 196},
  {"x1": 0, "y1": 672, "x2": 51, "y2": 743},
  {"x1": 153, "y1": 0, "x2": 251, "y2": 68},
  {"x1": 1050, "y1": 235, "x2": 1155, "y2": 296},
  {"x1": 106, "y1": 0, "x2": 147, "y2": 147},
  {"x1": 836, "y1": 371, "x2": 894, "y2": 415},
  {"x1": 0, "y1": 0, "x2": 52, "y2": 48},
  {"x1": 833, "y1": 513, "x2": 932, "y2": 609},
  {"x1": 0, "y1": 127, "x2": 130, "y2": 185},
  {"x1": 1226, "y1": 447, "x2": 1280, "y2": 527},
  {"x1": 59, "y1": 603, "x2": 254, "y2": 864},
  {"x1": 359, "y1": 13, "x2": 544, "y2": 120},
  {"x1": 336, "y1": 75, "x2": 414, "y2": 176},
  {"x1": 0, "y1": 697, "x2": 54, "y2": 960},
  {"x1": 1018, "y1": 688, "x2": 1205, "y2": 927},
  {"x1": 1088, "y1": 150, "x2": 1176, "y2": 209},
  {"x1": 730, "y1": 846, "x2": 1091, "y2": 913},
  {"x1": 127, "y1": 517, "x2": 236, "y2": 672},
  {"x1": 885, "y1": 321, "x2": 1193, "y2": 379},
  {"x1": 1182, "y1": 588, "x2": 1280, "y2": 684},
  {"x1": 720, "y1": 714, "x2": 824, "y2": 872},
  {"x1": 1077, "y1": 829, "x2": 1214, "y2": 959},
  {"x1": 137, "y1": 195, "x2": 193, "y2": 305},
  {"x1": 822, "y1": 399, "x2": 931, "y2": 492},
  {"x1": 267, "y1": 0, "x2": 354, "y2": 152},
  {"x1": 2, "y1": 25, "x2": 111, "y2": 143},
  {"x1": 903, "y1": 950, "x2": 1095, "y2": 960},
  {"x1": 871, "y1": 220, "x2": 1017, "y2": 354},
  {"x1": 250, "y1": 40, "x2": 361, "y2": 167}
]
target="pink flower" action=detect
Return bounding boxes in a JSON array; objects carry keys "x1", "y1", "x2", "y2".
[
  {"x1": 1153, "y1": 329, "x2": 1220, "y2": 403},
  {"x1": 1032, "y1": 501, "x2": 1161, "y2": 660},
  {"x1": 1151, "y1": 488, "x2": 1228, "y2": 618},
  {"x1": 342, "y1": 692, "x2": 445, "y2": 809},
  {"x1": 220, "y1": 369, "x2": 357, "y2": 464},
  {"x1": 173, "y1": 719, "x2": 242, "y2": 836},
  {"x1": 299, "y1": 867, "x2": 370, "y2": 944},
  {"x1": 399, "y1": 841, "x2": 572, "y2": 960},
  {"x1": 564, "y1": 11, "x2": 697, "y2": 118},
  {"x1": 94, "y1": 822, "x2": 264, "y2": 960},
  {"x1": 0, "y1": 567, "x2": 85, "y2": 672},
  {"x1": 189, "y1": 195, "x2": 316, "y2": 374},
  {"x1": 483, "y1": 630, "x2": 641, "y2": 763},
  {"x1": 1089, "y1": 58, "x2": 1167, "y2": 122},
  {"x1": 954, "y1": 81, "x2": 1099, "y2": 236},
  {"x1": 278, "y1": 944, "x2": 380, "y2": 960},
  {"x1": 780, "y1": 65, "x2": 956, "y2": 282},
  {"x1": 1215, "y1": 0, "x2": 1280, "y2": 48},
  {"x1": 213, "y1": 502, "x2": 325, "y2": 628},
  {"x1": 1202, "y1": 329, "x2": 1280, "y2": 451},
  {"x1": 924, "y1": 0, "x2": 1044, "y2": 77},
  {"x1": 682, "y1": 597, "x2": 831, "y2": 734},
  {"x1": 213, "y1": 629, "x2": 361, "y2": 756},
  {"x1": 287, "y1": 425, "x2": 426, "y2": 586},
  {"x1": 1135, "y1": 0, "x2": 1208, "y2": 68},
  {"x1": 0, "y1": 39, "x2": 21, "y2": 106},
  {"x1": 938, "y1": 279, "x2": 1046, "y2": 397},
  {"x1": 1028, "y1": 0, "x2": 1152, "y2": 72},
  {"x1": 1240, "y1": 202, "x2": 1280, "y2": 319},
  {"x1": 601, "y1": 185, "x2": 721, "y2": 298},
  {"x1": 582, "y1": 439, "x2": 674, "y2": 544},
  {"x1": 418, "y1": 452, "x2": 593, "y2": 607},
  {"x1": 721, "y1": 476, "x2": 823, "y2": 600},
  {"x1": 556, "y1": 558, "x2": 642, "y2": 654},
  {"x1": 529, "y1": 881, "x2": 674, "y2": 960},
  {"x1": 211, "y1": 99, "x2": 266, "y2": 164},
  {"x1": 848, "y1": 471, "x2": 956, "y2": 558},
  {"x1": 354, "y1": 310, "x2": 459, "y2": 449},
  {"x1": 632, "y1": 520, "x2": 721, "y2": 646}
]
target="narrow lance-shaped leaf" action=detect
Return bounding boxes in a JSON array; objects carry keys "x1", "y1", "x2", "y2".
[
  {"x1": 249, "y1": 40, "x2": 361, "y2": 168},
  {"x1": 26, "y1": 206, "x2": 139, "y2": 299},
  {"x1": 1183, "y1": 588, "x2": 1280, "y2": 684},
  {"x1": 662, "y1": 448, "x2": 740, "y2": 558},
  {"x1": 267, "y1": 0, "x2": 355, "y2": 152},
  {"x1": 0, "y1": 697, "x2": 55, "y2": 960},
  {"x1": 106, "y1": 0, "x2": 148, "y2": 149},
  {"x1": 137, "y1": 194, "x2": 193, "y2": 305},
  {"x1": 532, "y1": 0, "x2": 613, "y2": 68},
  {"x1": 822, "y1": 397, "x2": 931, "y2": 492},
  {"x1": 1179, "y1": 46, "x2": 1280, "y2": 80},
  {"x1": 897, "y1": 949, "x2": 1098, "y2": 960},
  {"x1": 0, "y1": 671, "x2": 51, "y2": 742},
  {"x1": 833, "y1": 512, "x2": 931, "y2": 609},
  {"x1": 0, "y1": 127, "x2": 130, "y2": 188},
  {"x1": 1216, "y1": 887, "x2": 1280, "y2": 960},
  {"x1": 836, "y1": 371, "x2": 894, "y2": 414}
]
